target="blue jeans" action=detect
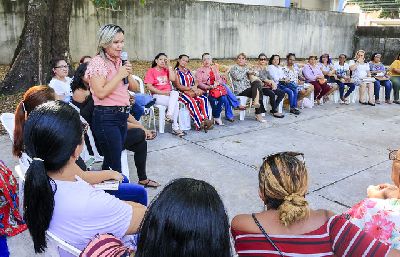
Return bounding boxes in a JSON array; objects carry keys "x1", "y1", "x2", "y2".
[
  {"x1": 336, "y1": 80, "x2": 355, "y2": 99},
  {"x1": 374, "y1": 80, "x2": 392, "y2": 100},
  {"x1": 224, "y1": 84, "x2": 240, "y2": 108},
  {"x1": 92, "y1": 107, "x2": 128, "y2": 173},
  {"x1": 130, "y1": 94, "x2": 154, "y2": 121},
  {"x1": 278, "y1": 82, "x2": 298, "y2": 108},
  {"x1": 208, "y1": 94, "x2": 234, "y2": 120},
  {"x1": 107, "y1": 175, "x2": 148, "y2": 206}
]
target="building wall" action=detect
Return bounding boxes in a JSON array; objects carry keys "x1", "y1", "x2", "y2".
[
  {"x1": 354, "y1": 26, "x2": 400, "y2": 65},
  {"x1": 0, "y1": 0, "x2": 358, "y2": 63}
]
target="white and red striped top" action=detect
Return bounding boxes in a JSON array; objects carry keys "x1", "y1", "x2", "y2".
[{"x1": 232, "y1": 215, "x2": 390, "y2": 257}]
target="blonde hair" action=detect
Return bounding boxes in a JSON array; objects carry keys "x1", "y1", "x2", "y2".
[
  {"x1": 259, "y1": 152, "x2": 309, "y2": 227},
  {"x1": 96, "y1": 24, "x2": 124, "y2": 59},
  {"x1": 354, "y1": 49, "x2": 365, "y2": 59}
]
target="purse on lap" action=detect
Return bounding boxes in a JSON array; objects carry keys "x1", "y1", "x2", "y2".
[{"x1": 209, "y1": 85, "x2": 227, "y2": 98}]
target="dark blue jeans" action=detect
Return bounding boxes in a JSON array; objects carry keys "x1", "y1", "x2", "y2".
[
  {"x1": 278, "y1": 82, "x2": 298, "y2": 108},
  {"x1": 107, "y1": 175, "x2": 148, "y2": 206},
  {"x1": 336, "y1": 80, "x2": 355, "y2": 99},
  {"x1": 374, "y1": 79, "x2": 392, "y2": 100},
  {"x1": 92, "y1": 107, "x2": 128, "y2": 173},
  {"x1": 130, "y1": 93, "x2": 154, "y2": 120},
  {"x1": 208, "y1": 94, "x2": 234, "y2": 120}
]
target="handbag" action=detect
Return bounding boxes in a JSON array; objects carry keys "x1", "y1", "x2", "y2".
[
  {"x1": 209, "y1": 85, "x2": 227, "y2": 98},
  {"x1": 252, "y1": 213, "x2": 284, "y2": 257}
]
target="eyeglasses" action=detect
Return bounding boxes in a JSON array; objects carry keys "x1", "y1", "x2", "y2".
[
  {"x1": 55, "y1": 65, "x2": 68, "y2": 69},
  {"x1": 259, "y1": 58, "x2": 267, "y2": 61},
  {"x1": 389, "y1": 149, "x2": 399, "y2": 161},
  {"x1": 263, "y1": 151, "x2": 305, "y2": 163}
]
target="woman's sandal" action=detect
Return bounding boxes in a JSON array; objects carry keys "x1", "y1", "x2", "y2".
[
  {"x1": 255, "y1": 114, "x2": 266, "y2": 123},
  {"x1": 138, "y1": 179, "x2": 160, "y2": 188},
  {"x1": 146, "y1": 130, "x2": 157, "y2": 140},
  {"x1": 172, "y1": 129, "x2": 185, "y2": 137}
]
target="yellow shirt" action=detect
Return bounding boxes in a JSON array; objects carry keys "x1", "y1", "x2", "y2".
[{"x1": 389, "y1": 60, "x2": 400, "y2": 76}]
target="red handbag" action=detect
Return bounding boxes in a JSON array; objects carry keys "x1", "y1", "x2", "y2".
[{"x1": 209, "y1": 85, "x2": 227, "y2": 98}]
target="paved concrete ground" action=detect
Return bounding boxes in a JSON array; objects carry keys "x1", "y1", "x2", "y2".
[{"x1": 1, "y1": 101, "x2": 399, "y2": 256}]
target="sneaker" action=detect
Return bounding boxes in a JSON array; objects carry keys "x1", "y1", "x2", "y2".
[
  {"x1": 386, "y1": 99, "x2": 392, "y2": 104},
  {"x1": 290, "y1": 108, "x2": 300, "y2": 115},
  {"x1": 375, "y1": 100, "x2": 381, "y2": 104},
  {"x1": 145, "y1": 98, "x2": 156, "y2": 108},
  {"x1": 394, "y1": 100, "x2": 400, "y2": 104}
]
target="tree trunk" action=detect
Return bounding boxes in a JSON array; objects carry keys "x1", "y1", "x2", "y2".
[{"x1": 0, "y1": 0, "x2": 73, "y2": 94}]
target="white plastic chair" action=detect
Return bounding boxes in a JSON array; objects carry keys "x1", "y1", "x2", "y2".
[
  {"x1": 227, "y1": 72, "x2": 252, "y2": 121},
  {"x1": 132, "y1": 75, "x2": 157, "y2": 130},
  {"x1": 0, "y1": 113, "x2": 15, "y2": 142},
  {"x1": 46, "y1": 231, "x2": 81, "y2": 256},
  {"x1": 379, "y1": 85, "x2": 394, "y2": 102}
]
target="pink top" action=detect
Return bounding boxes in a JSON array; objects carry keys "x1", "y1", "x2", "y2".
[
  {"x1": 85, "y1": 55, "x2": 130, "y2": 106},
  {"x1": 195, "y1": 66, "x2": 224, "y2": 92},
  {"x1": 144, "y1": 67, "x2": 171, "y2": 92},
  {"x1": 302, "y1": 63, "x2": 324, "y2": 82}
]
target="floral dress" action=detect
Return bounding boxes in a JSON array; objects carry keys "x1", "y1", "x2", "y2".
[{"x1": 346, "y1": 198, "x2": 400, "y2": 249}]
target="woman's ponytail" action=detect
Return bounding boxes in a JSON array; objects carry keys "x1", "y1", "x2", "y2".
[
  {"x1": 278, "y1": 193, "x2": 309, "y2": 227},
  {"x1": 23, "y1": 158, "x2": 55, "y2": 253}
]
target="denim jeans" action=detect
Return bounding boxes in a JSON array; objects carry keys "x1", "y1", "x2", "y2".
[
  {"x1": 224, "y1": 84, "x2": 240, "y2": 108},
  {"x1": 92, "y1": 107, "x2": 128, "y2": 173},
  {"x1": 278, "y1": 82, "x2": 298, "y2": 108},
  {"x1": 107, "y1": 175, "x2": 148, "y2": 206},
  {"x1": 336, "y1": 80, "x2": 355, "y2": 99},
  {"x1": 374, "y1": 80, "x2": 392, "y2": 100},
  {"x1": 208, "y1": 95, "x2": 233, "y2": 119},
  {"x1": 130, "y1": 93, "x2": 154, "y2": 121}
]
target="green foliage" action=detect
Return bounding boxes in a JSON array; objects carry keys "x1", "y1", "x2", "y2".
[
  {"x1": 347, "y1": 0, "x2": 400, "y2": 18},
  {"x1": 91, "y1": 0, "x2": 146, "y2": 10}
]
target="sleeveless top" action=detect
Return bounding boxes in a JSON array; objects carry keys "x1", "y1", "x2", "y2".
[
  {"x1": 231, "y1": 214, "x2": 390, "y2": 256},
  {"x1": 175, "y1": 67, "x2": 195, "y2": 88}
]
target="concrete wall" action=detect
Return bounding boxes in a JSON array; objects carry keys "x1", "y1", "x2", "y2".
[
  {"x1": 0, "y1": 0, "x2": 358, "y2": 63},
  {"x1": 354, "y1": 26, "x2": 400, "y2": 65}
]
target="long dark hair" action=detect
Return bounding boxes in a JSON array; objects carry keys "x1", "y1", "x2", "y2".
[
  {"x1": 151, "y1": 53, "x2": 167, "y2": 68},
  {"x1": 370, "y1": 52, "x2": 381, "y2": 62},
  {"x1": 71, "y1": 62, "x2": 89, "y2": 92},
  {"x1": 13, "y1": 86, "x2": 56, "y2": 157},
  {"x1": 174, "y1": 54, "x2": 189, "y2": 69},
  {"x1": 23, "y1": 101, "x2": 83, "y2": 253},
  {"x1": 136, "y1": 178, "x2": 231, "y2": 257},
  {"x1": 269, "y1": 54, "x2": 280, "y2": 65}
]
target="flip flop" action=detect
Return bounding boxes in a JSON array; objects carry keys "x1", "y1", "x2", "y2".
[{"x1": 138, "y1": 179, "x2": 160, "y2": 188}]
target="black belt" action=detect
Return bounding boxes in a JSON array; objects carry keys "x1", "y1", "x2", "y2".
[{"x1": 95, "y1": 105, "x2": 131, "y2": 113}]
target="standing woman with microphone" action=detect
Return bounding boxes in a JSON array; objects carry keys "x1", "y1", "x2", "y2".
[{"x1": 85, "y1": 24, "x2": 139, "y2": 173}]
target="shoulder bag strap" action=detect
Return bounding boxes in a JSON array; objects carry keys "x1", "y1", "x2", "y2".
[{"x1": 251, "y1": 213, "x2": 284, "y2": 257}]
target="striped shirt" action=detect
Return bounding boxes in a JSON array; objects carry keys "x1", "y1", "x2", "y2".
[
  {"x1": 231, "y1": 215, "x2": 390, "y2": 257},
  {"x1": 176, "y1": 67, "x2": 195, "y2": 88}
]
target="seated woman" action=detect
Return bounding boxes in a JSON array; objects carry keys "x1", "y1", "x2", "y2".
[
  {"x1": 370, "y1": 53, "x2": 392, "y2": 104},
  {"x1": 144, "y1": 53, "x2": 184, "y2": 137},
  {"x1": 48, "y1": 57, "x2": 72, "y2": 102},
  {"x1": 174, "y1": 54, "x2": 213, "y2": 131},
  {"x1": 196, "y1": 53, "x2": 235, "y2": 125},
  {"x1": 231, "y1": 152, "x2": 398, "y2": 256},
  {"x1": 389, "y1": 53, "x2": 400, "y2": 104},
  {"x1": 253, "y1": 53, "x2": 285, "y2": 118},
  {"x1": 333, "y1": 54, "x2": 356, "y2": 104},
  {"x1": 23, "y1": 101, "x2": 146, "y2": 254},
  {"x1": 268, "y1": 55, "x2": 300, "y2": 115},
  {"x1": 283, "y1": 53, "x2": 314, "y2": 108},
  {"x1": 302, "y1": 55, "x2": 331, "y2": 105},
  {"x1": 229, "y1": 53, "x2": 266, "y2": 122},
  {"x1": 135, "y1": 178, "x2": 231, "y2": 257},
  {"x1": 14, "y1": 85, "x2": 150, "y2": 201},
  {"x1": 318, "y1": 53, "x2": 336, "y2": 83},
  {"x1": 347, "y1": 148, "x2": 400, "y2": 249},
  {"x1": 71, "y1": 63, "x2": 160, "y2": 188},
  {"x1": 350, "y1": 49, "x2": 375, "y2": 106}
]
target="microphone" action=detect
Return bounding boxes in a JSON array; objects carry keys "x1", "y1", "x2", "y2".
[{"x1": 121, "y1": 51, "x2": 129, "y2": 85}]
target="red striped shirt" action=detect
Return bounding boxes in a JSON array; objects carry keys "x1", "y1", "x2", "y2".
[{"x1": 232, "y1": 215, "x2": 390, "y2": 257}]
